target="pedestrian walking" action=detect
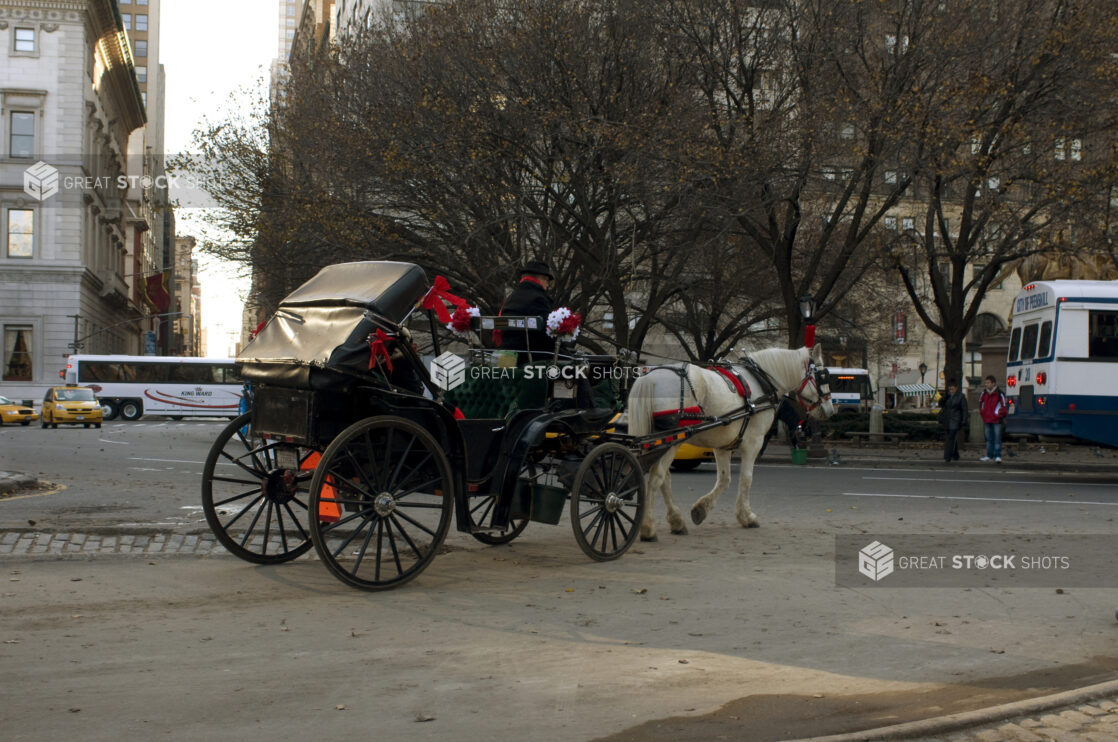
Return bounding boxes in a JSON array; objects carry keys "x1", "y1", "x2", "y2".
[
  {"x1": 938, "y1": 379, "x2": 968, "y2": 464},
  {"x1": 978, "y1": 374, "x2": 1008, "y2": 463}
]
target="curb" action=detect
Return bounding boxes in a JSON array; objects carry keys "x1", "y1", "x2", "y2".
[{"x1": 790, "y1": 677, "x2": 1118, "y2": 741}]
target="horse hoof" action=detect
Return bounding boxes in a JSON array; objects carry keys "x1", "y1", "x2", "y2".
[
  {"x1": 745, "y1": 520, "x2": 760, "y2": 529},
  {"x1": 690, "y1": 506, "x2": 706, "y2": 525},
  {"x1": 671, "y1": 525, "x2": 688, "y2": 536},
  {"x1": 640, "y1": 534, "x2": 659, "y2": 542}
]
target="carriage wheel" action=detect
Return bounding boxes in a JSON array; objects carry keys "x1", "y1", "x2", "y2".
[
  {"x1": 308, "y1": 416, "x2": 454, "y2": 590},
  {"x1": 468, "y1": 492, "x2": 529, "y2": 546},
  {"x1": 201, "y1": 413, "x2": 315, "y2": 564},
  {"x1": 569, "y1": 442, "x2": 646, "y2": 561}
]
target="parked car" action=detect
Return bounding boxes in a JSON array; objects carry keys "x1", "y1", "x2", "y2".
[
  {"x1": 41, "y1": 385, "x2": 103, "y2": 428},
  {"x1": 0, "y1": 395, "x2": 37, "y2": 426}
]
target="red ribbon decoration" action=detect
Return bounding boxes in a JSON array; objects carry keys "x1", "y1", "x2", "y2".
[
  {"x1": 420, "y1": 275, "x2": 470, "y2": 323},
  {"x1": 368, "y1": 329, "x2": 394, "y2": 373}
]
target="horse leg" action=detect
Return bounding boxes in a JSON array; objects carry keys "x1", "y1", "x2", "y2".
[
  {"x1": 660, "y1": 454, "x2": 689, "y2": 535},
  {"x1": 733, "y1": 428, "x2": 767, "y2": 528},
  {"x1": 690, "y1": 447, "x2": 732, "y2": 525},
  {"x1": 640, "y1": 452, "x2": 669, "y2": 541}
]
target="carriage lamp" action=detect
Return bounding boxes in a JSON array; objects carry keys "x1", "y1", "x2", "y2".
[{"x1": 918, "y1": 362, "x2": 928, "y2": 384}]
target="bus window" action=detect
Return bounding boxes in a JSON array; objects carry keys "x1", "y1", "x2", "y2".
[
  {"x1": 1089, "y1": 311, "x2": 1118, "y2": 359},
  {"x1": 123, "y1": 363, "x2": 168, "y2": 382},
  {"x1": 1020, "y1": 324, "x2": 1039, "y2": 361},
  {"x1": 80, "y1": 362, "x2": 122, "y2": 382},
  {"x1": 1008, "y1": 327, "x2": 1021, "y2": 361},
  {"x1": 222, "y1": 366, "x2": 243, "y2": 384},
  {"x1": 1036, "y1": 321, "x2": 1053, "y2": 358}
]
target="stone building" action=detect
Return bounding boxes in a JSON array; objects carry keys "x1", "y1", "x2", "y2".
[{"x1": 0, "y1": 0, "x2": 149, "y2": 401}]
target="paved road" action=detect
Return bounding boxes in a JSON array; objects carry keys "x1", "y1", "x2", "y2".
[{"x1": 2, "y1": 421, "x2": 1117, "y2": 740}]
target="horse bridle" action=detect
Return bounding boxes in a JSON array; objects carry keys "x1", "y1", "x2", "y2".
[{"x1": 794, "y1": 361, "x2": 832, "y2": 413}]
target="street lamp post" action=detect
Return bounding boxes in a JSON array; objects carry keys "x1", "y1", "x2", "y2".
[
  {"x1": 919, "y1": 361, "x2": 928, "y2": 384},
  {"x1": 798, "y1": 295, "x2": 827, "y2": 458}
]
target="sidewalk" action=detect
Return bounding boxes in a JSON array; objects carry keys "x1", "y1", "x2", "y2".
[
  {"x1": 797, "y1": 681, "x2": 1118, "y2": 741},
  {"x1": 769, "y1": 438, "x2": 1118, "y2": 476}
]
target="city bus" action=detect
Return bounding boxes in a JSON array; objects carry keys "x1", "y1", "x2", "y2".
[
  {"x1": 1004, "y1": 279, "x2": 1118, "y2": 448},
  {"x1": 61, "y1": 355, "x2": 243, "y2": 421},
  {"x1": 825, "y1": 367, "x2": 874, "y2": 412}
]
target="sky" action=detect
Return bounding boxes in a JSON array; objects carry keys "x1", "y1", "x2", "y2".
[{"x1": 160, "y1": 0, "x2": 279, "y2": 357}]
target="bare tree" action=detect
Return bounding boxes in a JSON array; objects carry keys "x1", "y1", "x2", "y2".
[{"x1": 889, "y1": 0, "x2": 1118, "y2": 385}]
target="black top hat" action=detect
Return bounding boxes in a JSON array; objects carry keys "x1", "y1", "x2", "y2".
[{"x1": 518, "y1": 260, "x2": 554, "y2": 280}]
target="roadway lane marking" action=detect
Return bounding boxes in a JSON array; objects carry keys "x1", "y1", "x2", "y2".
[
  {"x1": 842, "y1": 492, "x2": 1118, "y2": 506},
  {"x1": 129, "y1": 457, "x2": 205, "y2": 465},
  {"x1": 863, "y1": 476, "x2": 1117, "y2": 488},
  {"x1": 98, "y1": 438, "x2": 129, "y2": 444}
]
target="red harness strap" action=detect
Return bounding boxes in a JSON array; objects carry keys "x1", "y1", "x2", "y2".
[{"x1": 708, "y1": 365, "x2": 750, "y2": 399}]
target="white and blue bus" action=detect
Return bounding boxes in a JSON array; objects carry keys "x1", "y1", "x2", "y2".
[
  {"x1": 825, "y1": 367, "x2": 874, "y2": 412},
  {"x1": 62, "y1": 355, "x2": 243, "y2": 421},
  {"x1": 1004, "y1": 279, "x2": 1118, "y2": 448}
]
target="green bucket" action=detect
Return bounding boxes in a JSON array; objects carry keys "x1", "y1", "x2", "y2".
[
  {"x1": 530, "y1": 483, "x2": 567, "y2": 525},
  {"x1": 790, "y1": 448, "x2": 808, "y2": 465}
]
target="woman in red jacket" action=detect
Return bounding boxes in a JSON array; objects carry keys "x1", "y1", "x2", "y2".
[{"x1": 979, "y1": 375, "x2": 1008, "y2": 463}]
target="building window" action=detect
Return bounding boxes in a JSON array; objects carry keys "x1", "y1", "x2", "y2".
[
  {"x1": 884, "y1": 216, "x2": 898, "y2": 230},
  {"x1": 136, "y1": 0, "x2": 148, "y2": 5},
  {"x1": 901, "y1": 217, "x2": 915, "y2": 232},
  {"x1": 135, "y1": 14, "x2": 148, "y2": 31},
  {"x1": 2, "y1": 326, "x2": 33, "y2": 381},
  {"x1": 10, "y1": 112, "x2": 35, "y2": 158},
  {"x1": 141, "y1": 92, "x2": 147, "y2": 107},
  {"x1": 6, "y1": 209, "x2": 34, "y2": 258},
  {"x1": 135, "y1": 39, "x2": 147, "y2": 57},
  {"x1": 884, "y1": 169, "x2": 897, "y2": 184},
  {"x1": 136, "y1": 65, "x2": 147, "y2": 83},
  {"x1": 14, "y1": 27, "x2": 35, "y2": 52},
  {"x1": 122, "y1": 13, "x2": 131, "y2": 30},
  {"x1": 840, "y1": 123, "x2": 855, "y2": 140}
]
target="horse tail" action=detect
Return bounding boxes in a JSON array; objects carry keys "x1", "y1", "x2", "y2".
[{"x1": 626, "y1": 373, "x2": 656, "y2": 437}]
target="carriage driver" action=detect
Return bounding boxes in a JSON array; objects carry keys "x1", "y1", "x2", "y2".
[{"x1": 498, "y1": 259, "x2": 557, "y2": 363}]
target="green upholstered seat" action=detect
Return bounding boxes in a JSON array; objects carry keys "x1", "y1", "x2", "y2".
[{"x1": 444, "y1": 367, "x2": 548, "y2": 420}]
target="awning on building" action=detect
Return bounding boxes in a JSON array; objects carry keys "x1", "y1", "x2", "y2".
[{"x1": 896, "y1": 383, "x2": 936, "y2": 396}]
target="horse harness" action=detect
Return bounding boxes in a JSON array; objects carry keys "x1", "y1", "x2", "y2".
[{"x1": 649, "y1": 359, "x2": 784, "y2": 451}]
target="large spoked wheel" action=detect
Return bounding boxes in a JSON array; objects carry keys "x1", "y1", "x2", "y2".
[
  {"x1": 570, "y1": 442, "x2": 646, "y2": 562},
  {"x1": 468, "y1": 492, "x2": 529, "y2": 546},
  {"x1": 201, "y1": 412, "x2": 315, "y2": 564},
  {"x1": 308, "y1": 416, "x2": 454, "y2": 591}
]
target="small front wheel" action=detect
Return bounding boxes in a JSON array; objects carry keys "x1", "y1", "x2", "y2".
[
  {"x1": 119, "y1": 400, "x2": 142, "y2": 421},
  {"x1": 309, "y1": 416, "x2": 454, "y2": 590},
  {"x1": 570, "y1": 443, "x2": 646, "y2": 561}
]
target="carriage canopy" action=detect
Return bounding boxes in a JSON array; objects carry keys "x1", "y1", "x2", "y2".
[{"x1": 238, "y1": 261, "x2": 428, "y2": 387}]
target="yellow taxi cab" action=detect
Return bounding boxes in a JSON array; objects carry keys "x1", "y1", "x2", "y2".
[
  {"x1": 41, "y1": 385, "x2": 103, "y2": 429},
  {"x1": 670, "y1": 441, "x2": 715, "y2": 471},
  {"x1": 0, "y1": 395, "x2": 38, "y2": 426}
]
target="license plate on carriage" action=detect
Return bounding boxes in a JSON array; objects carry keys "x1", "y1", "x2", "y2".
[
  {"x1": 275, "y1": 446, "x2": 300, "y2": 471},
  {"x1": 553, "y1": 380, "x2": 576, "y2": 399}
]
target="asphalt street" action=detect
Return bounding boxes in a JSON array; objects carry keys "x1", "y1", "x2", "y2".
[{"x1": 1, "y1": 419, "x2": 1117, "y2": 741}]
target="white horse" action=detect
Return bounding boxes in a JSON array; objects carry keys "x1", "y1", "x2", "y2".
[{"x1": 627, "y1": 345, "x2": 835, "y2": 541}]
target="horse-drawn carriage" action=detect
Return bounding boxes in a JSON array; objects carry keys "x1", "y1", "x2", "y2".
[
  {"x1": 201, "y1": 261, "x2": 834, "y2": 590},
  {"x1": 201, "y1": 261, "x2": 656, "y2": 590}
]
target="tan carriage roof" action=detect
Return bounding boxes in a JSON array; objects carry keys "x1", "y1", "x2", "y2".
[{"x1": 279, "y1": 261, "x2": 428, "y2": 323}]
